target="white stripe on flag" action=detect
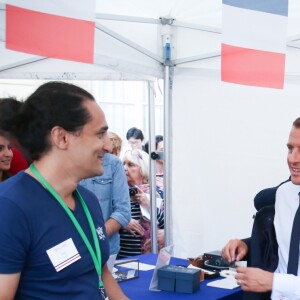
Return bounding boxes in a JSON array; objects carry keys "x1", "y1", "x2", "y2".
[
  {"x1": 8, "y1": 0, "x2": 95, "y2": 21},
  {"x1": 222, "y1": 4, "x2": 288, "y2": 53}
]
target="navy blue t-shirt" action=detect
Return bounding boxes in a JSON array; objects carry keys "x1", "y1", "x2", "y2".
[{"x1": 0, "y1": 172, "x2": 110, "y2": 299}]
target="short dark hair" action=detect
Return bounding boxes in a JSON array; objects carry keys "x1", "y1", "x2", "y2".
[
  {"x1": 12, "y1": 81, "x2": 95, "y2": 161},
  {"x1": 144, "y1": 135, "x2": 163, "y2": 154},
  {"x1": 126, "y1": 127, "x2": 144, "y2": 141},
  {"x1": 0, "y1": 97, "x2": 23, "y2": 136},
  {"x1": 293, "y1": 117, "x2": 300, "y2": 128}
]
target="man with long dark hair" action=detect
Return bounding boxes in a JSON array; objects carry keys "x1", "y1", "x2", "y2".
[{"x1": 0, "y1": 82, "x2": 128, "y2": 300}]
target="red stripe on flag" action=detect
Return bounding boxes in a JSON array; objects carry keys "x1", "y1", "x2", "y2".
[
  {"x1": 6, "y1": 5, "x2": 95, "y2": 63},
  {"x1": 221, "y1": 44, "x2": 285, "y2": 89}
]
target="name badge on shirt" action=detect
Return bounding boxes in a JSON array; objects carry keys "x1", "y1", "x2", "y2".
[{"x1": 46, "y1": 238, "x2": 81, "y2": 272}]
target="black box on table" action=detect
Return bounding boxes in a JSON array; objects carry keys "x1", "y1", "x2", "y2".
[{"x1": 157, "y1": 265, "x2": 200, "y2": 293}]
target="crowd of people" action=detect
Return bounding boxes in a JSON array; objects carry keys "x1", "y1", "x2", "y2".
[
  {"x1": 3, "y1": 80, "x2": 300, "y2": 299},
  {"x1": 0, "y1": 82, "x2": 164, "y2": 299},
  {"x1": 80, "y1": 126, "x2": 165, "y2": 259}
]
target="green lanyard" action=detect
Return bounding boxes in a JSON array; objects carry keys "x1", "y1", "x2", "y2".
[{"x1": 29, "y1": 164, "x2": 103, "y2": 288}]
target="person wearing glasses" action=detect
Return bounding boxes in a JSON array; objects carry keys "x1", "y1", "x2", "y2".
[{"x1": 126, "y1": 127, "x2": 145, "y2": 151}]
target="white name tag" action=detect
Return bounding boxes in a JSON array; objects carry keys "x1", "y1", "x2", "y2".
[{"x1": 46, "y1": 238, "x2": 81, "y2": 272}]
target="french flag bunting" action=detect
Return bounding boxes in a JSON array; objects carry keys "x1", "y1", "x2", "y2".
[
  {"x1": 6, "y1": 0, "x2": 96, "y2": 63},
  {"x1": 221, "y1": 0, "x2": 289, "y2": 89}
]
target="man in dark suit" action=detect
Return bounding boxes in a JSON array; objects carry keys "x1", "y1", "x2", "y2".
[{"x1": 222, "y1": 118, "x2": 300, "y2": 299}]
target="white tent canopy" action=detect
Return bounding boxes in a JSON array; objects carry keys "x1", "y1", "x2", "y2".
[{"x1": 1, "y1": 0, "x2": 300, "y2": 258}]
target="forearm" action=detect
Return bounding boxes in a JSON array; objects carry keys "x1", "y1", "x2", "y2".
[
  {"x1": 0, "y1": 273, "x2": 20, "y2": 300},
  {"x1": 105, "y1": 218, "x2": 122, "y2": 237},
  {"x1": 102, "y1": 265, "x2": 129, "y2": 300}
]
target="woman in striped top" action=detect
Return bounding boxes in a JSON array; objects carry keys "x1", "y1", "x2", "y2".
[{"x1": 118, "y1": 149, "x2": 164, "y2": 258}]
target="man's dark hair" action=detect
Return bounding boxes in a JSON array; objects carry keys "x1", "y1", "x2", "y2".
[
  {"x1": 13, "y1": 81, "x2": 95, "y2": 161},
  {"x1": 0, "y1": 97, "x2": 22, "y2": 135},
  {"x1": 144, "y1": 135, "x2": 163, "y2": 154},
  {"x1": 126, "y1": 127, "x2": 144, "y2": 141},
  {"x1": 293, "y1": 117, "x2": 300, "y2": 128}
]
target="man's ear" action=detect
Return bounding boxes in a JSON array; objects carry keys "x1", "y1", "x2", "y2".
[{"x1": 50, "y1": 126, "x2": 69, "y2": 150}]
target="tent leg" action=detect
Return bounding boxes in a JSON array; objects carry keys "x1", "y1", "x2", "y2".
[
  {"x1": 164, "y1": 64, "x2": 173, "y2": 247},
  {"x1": 149, "y1": 81, "x2": 159, "y2": 254}
]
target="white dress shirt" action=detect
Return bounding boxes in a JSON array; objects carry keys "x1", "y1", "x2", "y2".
[{"x1": 272, "y1": 181, "x2": 300, "y2": 299}]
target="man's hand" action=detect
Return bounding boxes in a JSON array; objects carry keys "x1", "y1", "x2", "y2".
[
  {"x1": 235, "y1": 267, "x2": 273, "y2": 292},
  {"x1": 221, "y1": 239, "x2": 248, "y2": 262}
]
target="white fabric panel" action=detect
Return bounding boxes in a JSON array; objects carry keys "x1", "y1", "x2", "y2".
[
  {"x1": 2, "y1": 0, "x2": 300, "y2": 259},
  {"x1": 94, "y1": 20, "x2": 162, "y2": 63},
  {"x1": 171, "y1": 76, "x2": 300, "y2": 258},
  {"x1": 222, "y1": 4, "x2": 288, "y2": 53},
  {"x1": 8, "y1": 0, "x2": 95, "y2": 21},
  {"x1": 97, "y1": 0, "x2": 221, "y2": 24}
]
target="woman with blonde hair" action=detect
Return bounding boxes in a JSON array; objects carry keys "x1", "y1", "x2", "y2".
[
  {"x1": 108, "y1": 131, "x2": 122, "y2": 157},
  {"x1": 118, "y1": 149, "x2": 164, "y2": 257}
]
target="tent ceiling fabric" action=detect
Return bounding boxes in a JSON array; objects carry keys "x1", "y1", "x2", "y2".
[
  {"x1": 1, "y1": 0, "x2": 300, "y2": 81},
  {"x1": 2, "y1": 0, "x2": 300, "y2": 258}
]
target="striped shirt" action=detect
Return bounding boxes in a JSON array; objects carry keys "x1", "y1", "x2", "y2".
[{"x1": 118, "y1": 199, "x2": 164, "y2": 258}]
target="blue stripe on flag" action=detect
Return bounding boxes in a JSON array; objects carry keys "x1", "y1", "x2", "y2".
[{"x1": 222, "y1": 0, "x2": 288, "y2": 17}]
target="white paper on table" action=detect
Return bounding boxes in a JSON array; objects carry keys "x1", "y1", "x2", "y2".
[
  {"x1": 207, "y1": 276, "x2": 239, "y2": 289},
  {"x1": 116, "y1": 261, "x2": 155, "y2": 271},
  {"x1": 107, "y1": 254, "x2": 117, "y2": 273}
]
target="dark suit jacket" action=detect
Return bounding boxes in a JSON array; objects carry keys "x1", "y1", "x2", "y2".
[
  {"x1": 254, "y1": 178, "x2": 291, "y2": 211},
  {"x1": 243, "y1": 206, "x2": 278, "y2": 300}
]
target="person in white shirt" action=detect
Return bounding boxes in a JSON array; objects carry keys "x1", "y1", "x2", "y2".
[{"x1": 222, "y1": 117, "x2": 300, "y2": 299}]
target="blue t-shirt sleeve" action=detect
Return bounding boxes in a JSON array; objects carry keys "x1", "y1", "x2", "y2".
[{"x1": 0, "y1": 197, "x2": 30, "y2": 273}]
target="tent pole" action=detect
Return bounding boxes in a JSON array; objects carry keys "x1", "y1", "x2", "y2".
[
  {"x1": 149, "y1": 81, "x2": 158, "y2": 254},
  {"x1": 164, "y1": 64, "x2": 172, "y2": 247},
  {"x1": 160, "y1": 20, "x2": 174, "y2": 249}
]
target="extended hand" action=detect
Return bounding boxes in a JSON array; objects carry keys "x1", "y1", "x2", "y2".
[
  {"x1": 221, "y1": 239, "x2": 248, "y2": 262},
  {"x1": 235, "y1": 267, "x2": 273, "y2": 292}
]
